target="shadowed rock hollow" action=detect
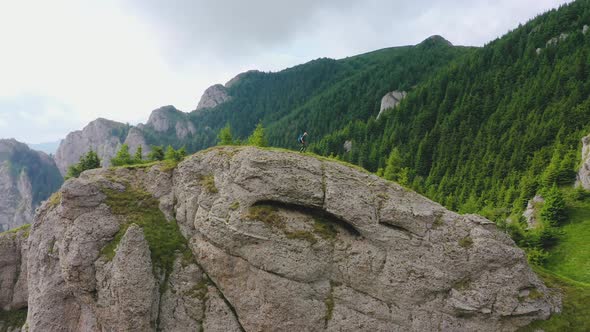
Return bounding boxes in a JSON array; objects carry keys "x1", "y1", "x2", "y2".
[{"x1": 26, "y1": 146, "x2": 560, "y2": 331}]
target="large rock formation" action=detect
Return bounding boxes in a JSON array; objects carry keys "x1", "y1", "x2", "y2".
[
  {"x1": 196, "y1": 84, "x2": 231, "y2": 110},
  {"x1": 23, "y1": 147, "x2": 559, "y2": 331},
  {"x1": 377, "y1": 91, "x2": 407, "y2": 119},
  {"x1": 0, "y1": 226, "x2": 29, "y2": 311},
  {"x1": 144, "y1": 105, "x2": 196, "y2": 140},
  {"x1": 123, "y1": 127, "x2": 151, "y2": 157},
  {"x1": 522, "y1": 195, "x2": 544, "y2": 229},
  {"x1": 0, "y1": 226, "x2": 29, "y2": 332},
  {"x1": 0, "y1": 139, "x2": 62, "y2": 231},
  {"x1": 54, "y1": 118, "x2": 129, "y2": 175},
  {"x1": 576, "y1": 134, "x2": 590, "y2": 189}
]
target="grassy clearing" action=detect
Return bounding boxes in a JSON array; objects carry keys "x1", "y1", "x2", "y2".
[
  {"x1": 0, "y1": 308, "x2": 27, "y2": 332},
  {"x1": 100, "y1": 184, "x2": 191, "y2": 287},
  {"x1": 518, "y1": 267, "x2": 590, "y2": 332},
  {"x1": 544, "y1": 194, "x2": 590, "y2": 283}
]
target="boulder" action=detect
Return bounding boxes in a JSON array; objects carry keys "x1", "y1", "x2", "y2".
[
  {"x1": 23, "y1": 147, "x2": 560, "y2": 331},
  {"x1": 378, "y1": 91, "x2": 407, "y2": 119}
]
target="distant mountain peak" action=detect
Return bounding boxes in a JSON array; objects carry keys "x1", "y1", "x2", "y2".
[{"x1": 419, "y1": 35, "x2": 453, "y2": 47}]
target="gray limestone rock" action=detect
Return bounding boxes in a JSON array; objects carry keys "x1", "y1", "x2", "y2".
[
  {"x1": 124, "y1": 127, "x2": 151, "y2": 157},
  {"x1": 576, "y1": 134, "x2": 590, "y2": 189},
  {"x1": 378, "y1": 91, "x2": 407, "y2": 119},
  {"x1": 196, "y1": 84, "x2": 231, "y2": 110},
  {"x1": 54, "y1": 118, "x2": 128, "y2": 175},
  {"x1": 146, "y1": 106, "x2": 196, "y2": 140},
  {"x1": 0, "y1": 228, "x2": 28, "y2": 312},
  {"x1": 523, "y1": 195, "x2": 545, "y2": 229},
  {"x1": 20, "y1": 146, "x2": 560, "y2": 331}
]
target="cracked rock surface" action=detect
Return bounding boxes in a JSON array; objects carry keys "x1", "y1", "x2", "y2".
[{"x1": 23, "y1": 146, "x2": 560, "y2": 331}]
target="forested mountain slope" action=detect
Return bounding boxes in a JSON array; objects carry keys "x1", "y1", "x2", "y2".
[
  {"x1": 180, "y1": 36, "x2": 472, "y2": 151},
  {"x1": 314, "y1": 1, "x2": 590, "y2": 218}
]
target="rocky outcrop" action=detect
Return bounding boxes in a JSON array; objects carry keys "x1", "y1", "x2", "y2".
[
  {"x1": 23, "y1": 146, "x2": 559, "y2": 331},
  {"x1": 0, "y1": 139, "x2": 62, "y2": 231},
  {"x1": 123, "y1": 127, "x2": 150, "y2": 157},
  {"x1": 196, "y1": 84, "x2": 231, "y2": 110},
  {"x1": 54, "y1": 118, "x2": 129, "y2": 175},
  {"x1": 522, "y1": 195, "x2": 544, "y2": 229},
  {"x1": 377, "y1": 91, "x2": 407, "y2": 119},
  {"x1": 576, "y1": 134, "x2": 590, "y2": 189},
  {"x1": 0, "y1": 226, "x2": 28, "y2": 311},
  {"x1": 145, "y1": 105, "x2": 196, "y2": 140}
]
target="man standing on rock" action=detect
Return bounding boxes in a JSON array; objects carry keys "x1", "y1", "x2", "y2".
[{"x1": 298, "y1": 131, "x2": 308, "y2": 152}]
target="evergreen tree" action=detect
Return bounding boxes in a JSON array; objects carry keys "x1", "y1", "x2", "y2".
[
  {"x1": 248, "y1": 122, "x2": 268, "y2": 147},
  {"x1": 66, "y1": 150, "x2": 101, "y2": 179},
  {"x1": 134, "y1": 146, "x2": 143, "y2": 163},
  {"x1": 541, "y1": 184, "x2": 567, "y2": 226},
  {"x1": 148, "y1": 146, "x2": 165, "y2": 161},
  {"x1": 218, "y1": 124, "x2": 234, "y2": 145},
  {"x1": 111, "y1": 144, "x2": 133, "y2": 166}
]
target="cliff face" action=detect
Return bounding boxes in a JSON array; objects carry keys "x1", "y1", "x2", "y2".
[
  {"x1": 144, "y1": 105, "x2": 196, "y2": 140},
  {"x1": 24, "y1": 147, "x2": 559, "y2": 331},
  {"x1": 0, "y1": 139, "x2": 62, "y2": 231},
  {"x1": 0, "y1": 226, "x2": 28, "y2": 332},
  {"x1": 54, "y1": 118, "x2": 129, "y2": 175},
  {"x1": 195, "y1": 84, "x2": 230, "y2": 111}
]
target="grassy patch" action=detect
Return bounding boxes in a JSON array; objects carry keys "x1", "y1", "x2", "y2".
[
  {"x1": 100, "y1": 185, "x2": 191, "y2": 288},
  {"x1": 313, "y1": 216, "x2": 338, "y2": 240},
  {"x1": 246, "y1": 205, "x2": 283, "y2": 227},
  {"x1": 199, "y1": 174, "x2": 218, "y2": 194},
  {"x1": 0, "y1": 308, "x2": 27, "y2": 331},
  {"x1": 160, "y1": 159, "x2": 180, "y2": 172},
  {"x1": 285, "y1": 230, "x2": 317, "y2": 244},
  {"x1": 48, "y1": 191, "x2": 61, "y2": 207},
  {"x1": 458, "y1": 236, "x2": 473, "y2": 248},
  {"x1": 186, "y1": 279, "x2": 209, "y2": 300},
  {"x1": 518, "y1": 267, "x2": 590, "y2": 332},
  {"x1": 0, "y1": 224, "x2": 30, "y2": 239},
  {"x1": 453, "y1": 278, "x2": 471, "y2": 291},
  {"x1": 324, "y1": 281, "x2": 335, "y2": 327},
  {"x1": 229, "y1": 201, "x2": 240, "y2": 211},
  {"x1": 432, "y1": 213, "x2": 444, "y2": 228}
]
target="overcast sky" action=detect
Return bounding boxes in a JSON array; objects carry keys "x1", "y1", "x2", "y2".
[{"x1": 0, "y1": 0, "x2": 573, "y2": 144}]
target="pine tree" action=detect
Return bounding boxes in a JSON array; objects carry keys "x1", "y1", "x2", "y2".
[
  {"x1": 248, "y1": 122, "x2": 268, "y2": 147},
  {"x1": 134, "y1": 146, "x2": 143, "y2": 163},
  {"x1": 111, "y1": 144, "x2": 132, "y2": 166},
  {"x1": 218, "y1": 124, "x2": 234, "y2": 145},
  {"x1": 148, "y1": 146, "x2": 165, "y2": 161},
  {"x1": 65, "y1": 150, "x2": 101, "y2": 179},
  {"x1": 540, "y1": 184, "x2": 567, "y2": 226}
]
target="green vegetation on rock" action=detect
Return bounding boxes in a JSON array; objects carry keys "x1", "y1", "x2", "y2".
[
  {"x1": 518, "y1": 268, "x2": 590, "y2": 332},
  {"x1": 0, "y1": 308, "x2": 27, "y2": 332},
  {"x1": 100, "y1": 183, "x2": 191, "y2": 282}
]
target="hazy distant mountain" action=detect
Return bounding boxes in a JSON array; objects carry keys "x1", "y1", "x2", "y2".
[{"x1": 0, "y1": 139, "x2": 62, "y2": 230}]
